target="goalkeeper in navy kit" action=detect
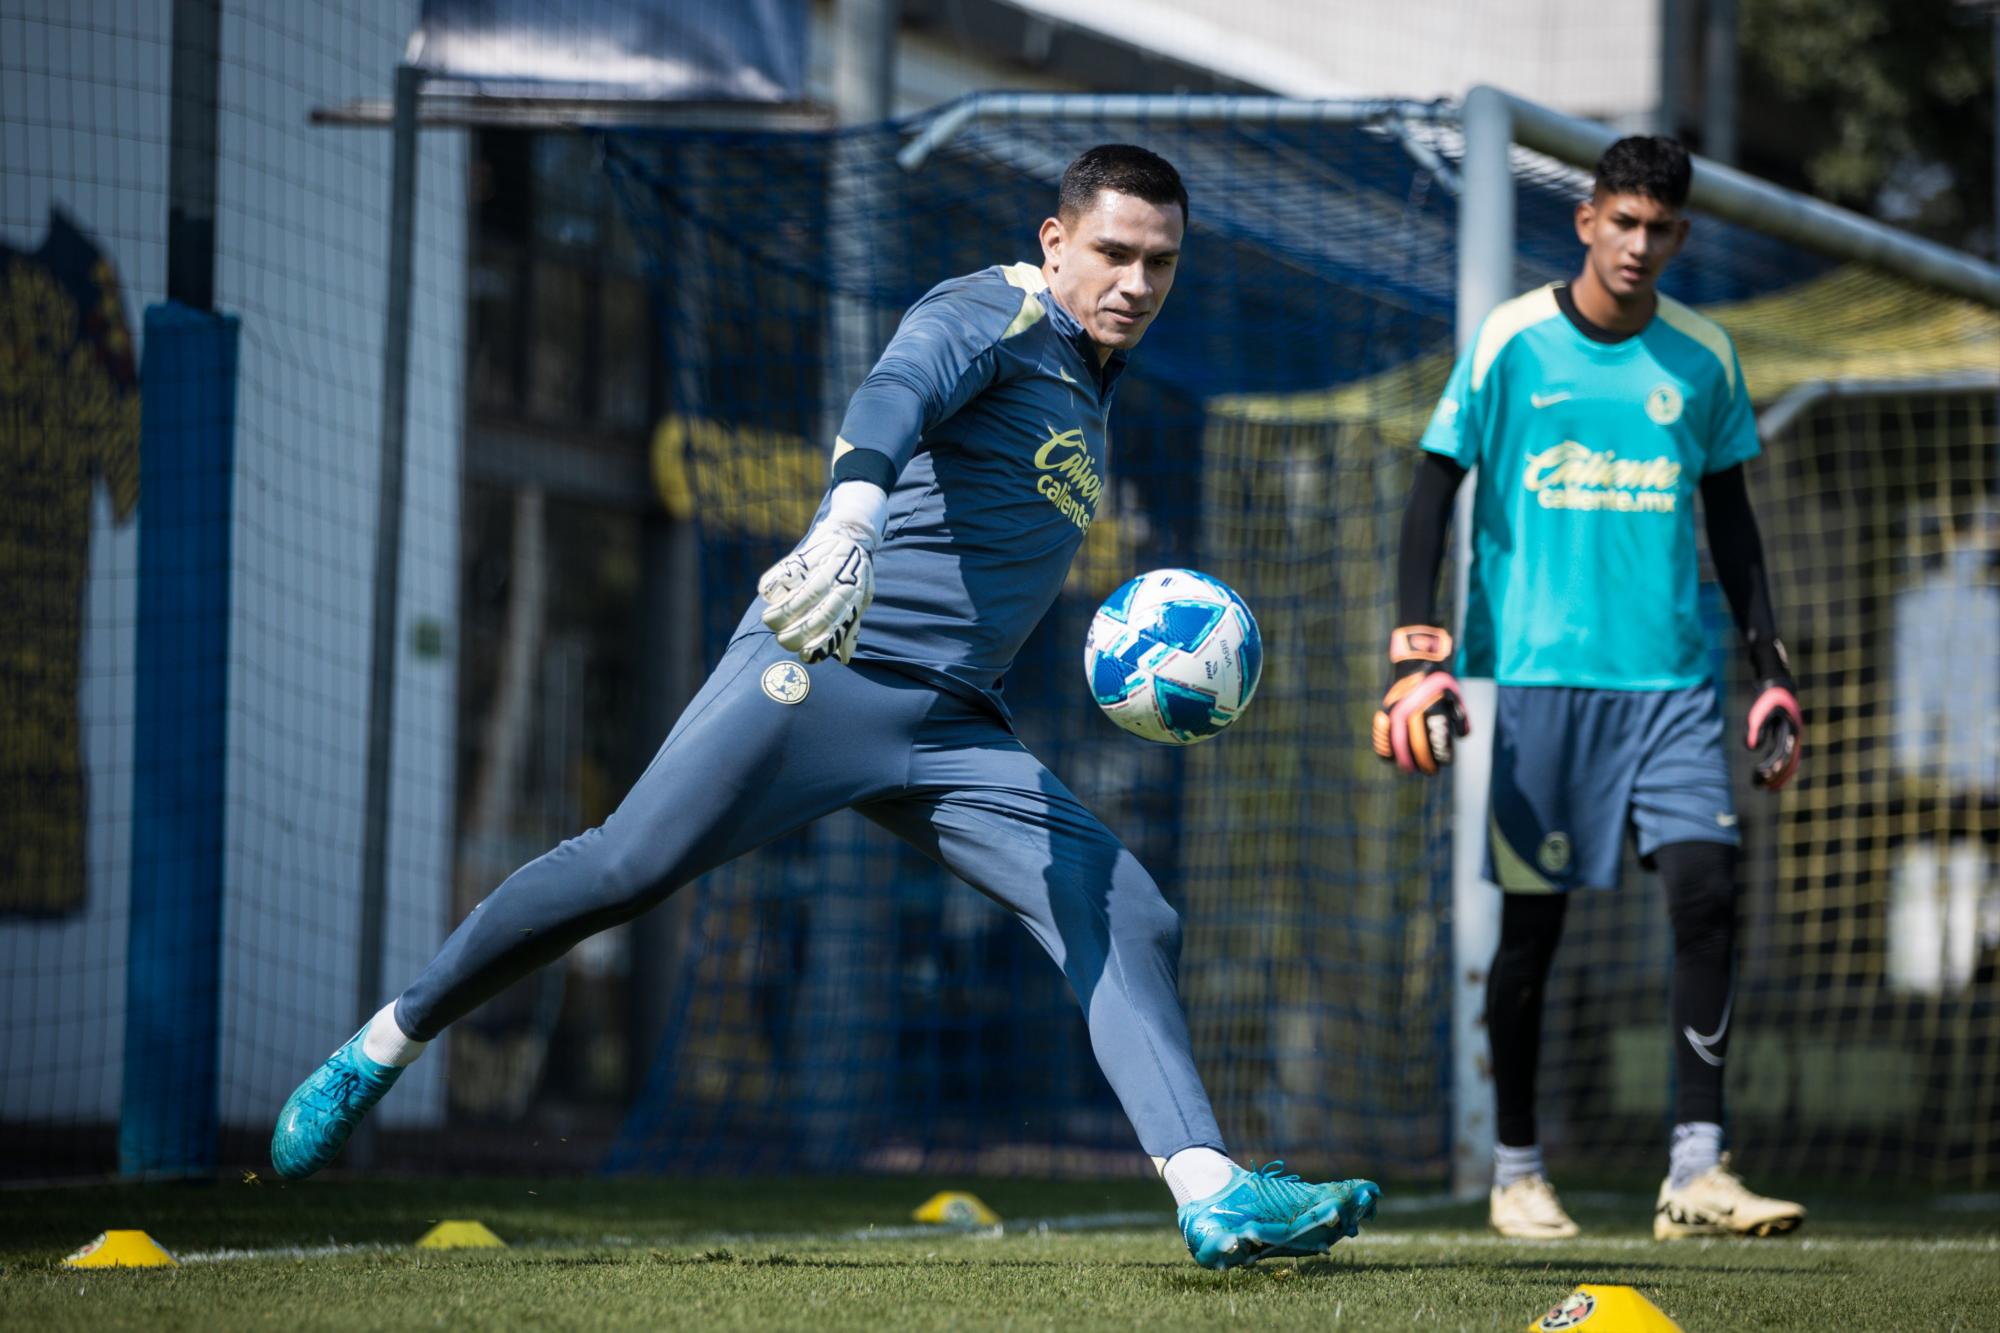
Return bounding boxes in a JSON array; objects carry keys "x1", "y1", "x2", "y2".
[
  {"x1": 1379, "y1": 136, "x2": 1806, "y2": 1240},
  {"x1": 272, "y1": 145, "x2": 1378, "y2": 1269}
]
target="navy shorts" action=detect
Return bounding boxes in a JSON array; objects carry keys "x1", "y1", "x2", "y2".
[{"x1": 1485, "y1": 683, "x2": 1738, "y2": 893}]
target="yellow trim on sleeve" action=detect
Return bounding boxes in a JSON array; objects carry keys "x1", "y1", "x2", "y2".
[
  {"x1": 1470, "y1": 285, "x2": 1562, "y2": 393},
  {"x1": 1655, "y1": 294, "x2": 1739, "y2": 398},
  {"x1": 1000, "y1": 262, "x2": 1049, "y2": 339},
  {"x1": 1001, "y1": 261, "x2": 1048, "y2": 292}
]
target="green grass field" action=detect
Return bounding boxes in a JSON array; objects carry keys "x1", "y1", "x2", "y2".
[{"x1": 3, "y1": 1175, "x2": 1995, "y2": 1330}]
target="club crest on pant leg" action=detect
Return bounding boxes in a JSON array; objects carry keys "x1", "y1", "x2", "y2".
[{"x1": 762, "y1": 661, "x2": 811, "y2": 704}]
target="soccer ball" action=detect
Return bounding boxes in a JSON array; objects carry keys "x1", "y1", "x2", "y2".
[{"x1": 1084, "y1": 568, "x2": 1262, "y2": 744}]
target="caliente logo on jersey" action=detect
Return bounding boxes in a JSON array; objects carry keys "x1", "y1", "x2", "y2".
[
  {"x1": 1522, "y1": 441, "x2": 1682, "y2": 513},
  {"x1": 1034, "y1": 425, "x2": 1102, "y2": 532}
]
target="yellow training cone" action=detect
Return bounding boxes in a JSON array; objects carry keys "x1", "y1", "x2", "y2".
[
  {"x1": 63, "y1": 1230, "x2": 178, "y2": 1269},
  {"x1": 416, "y1": 1219, "x2": 507, "y2": 1249},
  {"x1": 912, "y1": 1191, "x2": 1001, "y2": 1227},
  {"x1": 1530, "y1": 1285, "x2": 1683, "y2": 1332}
]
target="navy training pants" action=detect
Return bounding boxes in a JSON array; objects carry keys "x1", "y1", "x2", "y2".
[{"x1": 396, "y1": 631, "x2": 1225, "y2": 1160}]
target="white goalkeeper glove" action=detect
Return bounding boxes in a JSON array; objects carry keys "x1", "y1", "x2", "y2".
[{"x1": 757, "y1": 480, "x2": 886, "y2": 666}]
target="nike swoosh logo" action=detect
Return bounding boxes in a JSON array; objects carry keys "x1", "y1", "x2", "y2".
[
  {"x1": 1715, "y1": 812, "x2": 1739, "y2": 828},
  {"x1": 1683, "y1": 992, "x2": 1733, "y2": 1068},
  {"x1": 1058, "y1": 366, "x2": 1079, "y2": 384},
  {"x1": 1530, "y1": 391, "x2": 1573, "y2": 409}
]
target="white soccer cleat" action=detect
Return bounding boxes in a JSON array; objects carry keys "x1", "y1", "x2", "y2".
[
  {"x1": 1490, "y1": 1174, "x2": 1580, "y2": 1240},
  {"x1": 1653, "y1": 1154, "x2": 1804, "y2": 1239}
]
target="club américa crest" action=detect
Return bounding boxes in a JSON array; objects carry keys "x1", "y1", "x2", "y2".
[{"x1": 761, "y1": 661, "x2": 810, "y2": 705}]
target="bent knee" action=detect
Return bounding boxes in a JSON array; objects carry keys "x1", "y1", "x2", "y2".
[
  {"x1": 1660, "y1": 841, "x2": 1738, "y2": 947},
  {"x1": 1112, "y1": 886, "x2": 1184, "y2": 960},
  {"x1": 550, "y1": 824, "x2": 675, "y2": 911},
  {"x1": 1668, "y1": 890, "x2": 1735, "y2": 954}
]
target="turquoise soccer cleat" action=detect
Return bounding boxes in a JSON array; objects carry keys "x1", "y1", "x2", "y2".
[
  {"x1": 269, "y1": 1028, "x2": 402, "y2": 1180},
  {"x1": 1177, "y1": 1161, "x2": 1381, "y2": 1270}
]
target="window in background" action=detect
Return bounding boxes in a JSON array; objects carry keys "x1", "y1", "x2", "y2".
[
  {"x1": 468, "y1": 128, "x2": 660, "y2": 431},
  {"x1": 454, "y1": 128, "x2": 670, "y2": 1150}
]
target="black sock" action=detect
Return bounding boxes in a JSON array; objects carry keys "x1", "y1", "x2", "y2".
[
  {"x1": 1487, "y1": 891, "x2": 1569, "y2": 1148},
  {"x1": 1657, "y1": 839, "x2": 1739, "y2": 1127}
]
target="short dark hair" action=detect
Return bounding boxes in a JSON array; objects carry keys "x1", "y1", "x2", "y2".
[
  {"x1": 1058, "y1": 144, "x2": 1189, "y2": 225},
  {"x1": 1592, "y1": 135, "x2": 1692, "y2": 209}
]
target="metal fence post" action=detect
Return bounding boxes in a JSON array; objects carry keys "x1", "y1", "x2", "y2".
[
  {"x1": 352, "y1": 60, "x2": 422, "y2": 1166},
  {"x1": 1449, "y1": 84, "x2": 1515, "y2": 1202}
]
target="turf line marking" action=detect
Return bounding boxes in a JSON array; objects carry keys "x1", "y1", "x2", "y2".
[
  {"x1": 179, "y1": 1242, "x2": 397, "y2": 1264},
  {"x1": 1346, "y1": 1232, "x2": 2000, "y2": 1253},
  {"x1": 1365, "y1": 1193, "x2": 1469, "y2": 1213},
  {"x1": 1345, "y1": 1190, "x2": 1643, "y2": 1212},
  {"x1": 676, "y1": 1210, "x2": 1166, "y2": 1246},
  {"x1": 163, "y1": 1224, "x2": 2000, "y2": 1264},
  {"x1": 168, "y1": 1211, "x2": 1168, "y2": 1264},
  {"x1": 851, "y1": 1210, "x2": 1164, "y2": 1241}
]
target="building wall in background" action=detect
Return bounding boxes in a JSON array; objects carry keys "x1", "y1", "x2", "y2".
[
  {"x1": 977, "y1": 0, "x2": 1662, "y2": 123},
  {"x1": 0, "y1": 0, "x2": 465, "y2": 1132},
  {"x1": 0, "y1": 0, "x2": 167, "y2": 1128},
  {"x1": 806, "y1": 1, "x2": 1080, "y2": 117},
  {"x1": 211, "y1": 3, "x2": 464, "y2": 1133}
]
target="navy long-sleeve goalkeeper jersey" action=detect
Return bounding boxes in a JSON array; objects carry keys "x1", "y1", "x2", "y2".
[{"x1": 736, "y1": 261, "x2": 1127, "y2": 717}]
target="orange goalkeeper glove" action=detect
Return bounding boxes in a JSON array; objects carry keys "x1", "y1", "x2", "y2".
[
  {"x1": 1746, "y1": 673, "x2": 1802, "y2": 790},
  {"x1": 1372, "y1": 625, "x2": 1470, "y2": 776}
]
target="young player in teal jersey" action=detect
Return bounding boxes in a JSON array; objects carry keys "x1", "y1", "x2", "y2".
[
  {"x1": 1378, "y1": 136, "x2": 1805, "y2": 1241},
  {"x1": 271, "y1": 146, "x2": 1378, "y2": 1270}
]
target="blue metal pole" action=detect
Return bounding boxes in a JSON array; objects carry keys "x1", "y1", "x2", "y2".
[{"x1": 122, "y1": 302, "x2": 239, "y2": 1178}]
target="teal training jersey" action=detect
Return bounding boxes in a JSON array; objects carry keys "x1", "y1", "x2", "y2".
[{"x1": 1419, "y1": 284, "x2": 1760, "y2": 690}]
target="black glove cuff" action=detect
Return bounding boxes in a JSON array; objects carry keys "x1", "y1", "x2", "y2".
[
  {"x1": 1746, "y1": 633, "x2": 1792, "y2": 689},
  {"x1": 832, "y1": 445, "x2": 898, "y2": 494}
]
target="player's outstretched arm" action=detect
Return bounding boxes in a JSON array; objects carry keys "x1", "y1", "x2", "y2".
[
  {"x1": 757, "y1": 271, "x2": 1029, "y2": 666},
  {"x1": 1700, "y1": 465, "x2": 1802, "y2": 789},
  {"x1": 758, "y1": 479, "x2": 887, "y2": 665},
  {"x1": 1374, "y1": 452, "x2": 1472, "y2": 775}
]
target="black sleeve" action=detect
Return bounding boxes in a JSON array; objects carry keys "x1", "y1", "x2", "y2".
[
  {"x1": 1397, "y1": 451, "x2": 1468, "y2": 628},
  {"x1": 1699, "y1": 464, "x2": 1788, "y2": 680}
]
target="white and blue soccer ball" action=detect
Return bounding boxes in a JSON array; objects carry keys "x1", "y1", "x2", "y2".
[{"x1": 1085, "y1": 568, "x2": 1263, "y2": 745}]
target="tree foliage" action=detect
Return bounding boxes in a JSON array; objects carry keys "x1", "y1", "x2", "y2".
[{"x1": 1738, "y1": 0, "x2": 1994, "y2": 250}]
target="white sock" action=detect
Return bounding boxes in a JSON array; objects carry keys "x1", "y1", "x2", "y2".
[
  {"x1": 1669, "y1": 1121, "x2": 1722, "y2": 1189},
  {"x1": 1493, "y1": 1142, "x2": 1544, "y2": 1189},
  {"x1": 359, "y1": 1001, "x2": 427, "y2": 1068},
  {"x1": 1158, "y1": 1147, "x2": 1237, "y2": 1207}
]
